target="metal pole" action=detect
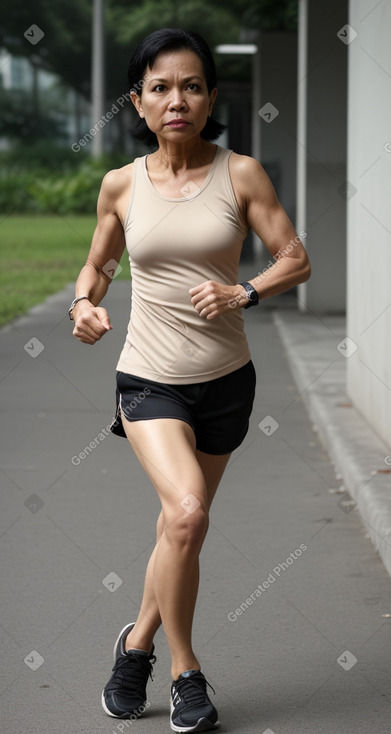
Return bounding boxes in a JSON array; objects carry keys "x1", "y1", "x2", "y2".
[
  {"x1": 251, "y1": 45, "x2": 261, "y2": 164},
  {"x1": 251, "y1": 43, "x2": 262, "y2": 258},
  {"x1": 297, "y1": 0, "x2": 308, "y2": 310},
  {"x1": 91, "y1": 0, "x2": 104, "y2": 158}
]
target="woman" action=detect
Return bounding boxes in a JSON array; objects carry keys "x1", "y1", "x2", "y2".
[{"x1": 70, "y1": 27, "x2": 311, "y2": 733}]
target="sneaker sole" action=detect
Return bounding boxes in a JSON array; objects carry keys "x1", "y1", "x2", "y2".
[
  {"x1": 101, "y1": 690, "x2": 147, "y2": 719},
  {"x1": 101, "y1": 689, "x2": 123, "y2": 718},
  {"x1": 170, "y1": 699, "x2": 220, "y2": 733}
]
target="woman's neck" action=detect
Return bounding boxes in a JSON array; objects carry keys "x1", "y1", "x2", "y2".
[{"x1": 149, "y1": 138, "x2": 216, "y2": 175}]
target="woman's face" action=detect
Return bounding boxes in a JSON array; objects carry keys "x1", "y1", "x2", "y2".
[{"x1": 131, "y1": 49, "x2": 217, "y2": 143}]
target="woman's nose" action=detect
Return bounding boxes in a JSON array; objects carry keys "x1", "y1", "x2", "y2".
[{"x1": 168, "y1": 90, "x2": 186, "y2": 110}]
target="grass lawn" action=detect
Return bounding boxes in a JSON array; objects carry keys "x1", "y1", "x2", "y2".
[{"x1": 0, "y1": 215, "x2": 129, "y2": 327}]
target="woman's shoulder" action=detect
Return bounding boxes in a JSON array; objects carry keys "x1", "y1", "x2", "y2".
[
  {"x1": 227, "y1": 151, "x2": 275, "y2": 201},
  {"x1": 100, "y1": 160, "x2": 136, "y2": 198},
  {"x1": 227, "y1": 150, "x2": 264, "y2": 178},
  {"x1": 97, "y1": 159, "x2": 142, "y2": 222}
]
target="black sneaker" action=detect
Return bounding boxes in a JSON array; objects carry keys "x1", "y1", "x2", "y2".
[
  {"x1": 101, "y1": 622, "x2": 156, "y2": 718},
  {"x1": 170, "y1": 670, "x2": 220, "y2": 732}
]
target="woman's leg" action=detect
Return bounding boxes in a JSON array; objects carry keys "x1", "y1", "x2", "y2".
[
  {"x1": 125, "y1": 449, "x2": 230, "y2": 654},
  {"x1": 123, "y1": 511, "x2": 164, "y2": 654},
  {"x1": 120, "y1": 417, "x2": 231, "y2": 678}
]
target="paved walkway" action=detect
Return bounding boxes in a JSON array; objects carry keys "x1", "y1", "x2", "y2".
[
  {"x1": 273, "y1": 310, "x2": 391, "y2": 577},
  {"x1": 1, "y1": 268, "x2": 391, "y2": 733}
]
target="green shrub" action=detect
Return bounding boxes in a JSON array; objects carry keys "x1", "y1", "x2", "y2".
[
  {"x1": 0, "y1": 146, "x2": 131, "y2": 214},
  {"x1": 0, "y1": 140, "x2": 89, "y2": 171},
  {"x1": 28, "y1": 164, "x2": 105, "y2": 214}
]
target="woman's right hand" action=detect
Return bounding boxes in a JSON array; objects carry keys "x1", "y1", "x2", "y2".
[{"x1": 72, "y1": 300, "x2": 113, "y2": 344}]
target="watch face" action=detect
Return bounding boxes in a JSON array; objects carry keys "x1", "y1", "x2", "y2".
[{"x1": 241, "y1": 282, "x2": 258, "y2": 307}]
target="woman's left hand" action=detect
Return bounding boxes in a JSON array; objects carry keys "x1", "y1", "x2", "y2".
[{"x1": 189, "y1": 281, "x2": 248, "y2": 320}]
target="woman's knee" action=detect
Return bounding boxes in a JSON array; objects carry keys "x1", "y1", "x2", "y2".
[{"x1": 164, "y1": 502, "x2": 209, "y2": 551}]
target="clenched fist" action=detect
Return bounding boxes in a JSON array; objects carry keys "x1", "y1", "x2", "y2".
[
  {"x1": 189, "y1": 281, "x2": 248, "y2": 320},
  {"x1": 72, "y1": 300, "x2": 113, "y2": 344}
]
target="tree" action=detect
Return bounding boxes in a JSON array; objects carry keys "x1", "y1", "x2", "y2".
[
  {"x1": 0, "y1": 0, "x2": 297, "y2": 150},
  {"x1": 0, "y1": 0, "x2": 297, "y2": 101},
  {"x1": 0, "y1": 0, "x2": 92, "y2": 98}
]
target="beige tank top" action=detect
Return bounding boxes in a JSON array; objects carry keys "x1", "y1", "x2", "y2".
[{"x1": 116, "y1": 145, "x2": 252, "y2": 384}]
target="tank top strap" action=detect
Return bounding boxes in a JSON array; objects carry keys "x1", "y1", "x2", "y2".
[
  {"x1": 123, "y1": 155, "x2": 143, "y2": 231},
  {"x1": 210, "y1": 147, "x2": 248, "y2": 234},
  {"x1": 123, "y1": 145, "x2": 246, "y2": 232}
]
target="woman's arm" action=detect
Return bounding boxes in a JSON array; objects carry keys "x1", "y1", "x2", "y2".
[
  {"x1": 232, "y1": 154, "x2": 311, "y2": 301},
  {"x1": 71, "y1": 170, "x2": 127, "y2": 344},
  {"x1": 189, "y1": 155, "x2": 311, "y2": 319}
]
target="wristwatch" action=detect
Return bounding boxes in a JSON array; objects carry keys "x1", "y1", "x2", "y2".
[{"x1": 239, "y1": 281, "x2": 259, "y2": 309}]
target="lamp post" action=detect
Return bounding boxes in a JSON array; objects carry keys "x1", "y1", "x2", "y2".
[
  {"x1": 214, "y1": 43, "x2": 260, "y2": 163},
  {"x1": 91, "y1": 0, "x2": 104, "y2": 158},
  {"x1": 215, "y1": 42, "x2": 262, "y2": 257}
]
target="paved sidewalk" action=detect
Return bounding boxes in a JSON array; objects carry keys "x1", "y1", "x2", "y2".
[
  {"x1": 1, "y1": 272, "x2": 391, "y2": 734},
  {"x1": 273, "y1": 311, "x2": 391, "y2": 577}
]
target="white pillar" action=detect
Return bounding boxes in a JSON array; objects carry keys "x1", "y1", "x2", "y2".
[
  {"x1": 296, "y1": 0, "x2": 348, "y2": 313},
  {"x1": 346, "y1": 0, "x2": 391, "y2": 447}
]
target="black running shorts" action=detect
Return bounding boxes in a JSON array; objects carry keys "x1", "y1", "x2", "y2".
[{"x1": 110, "y1": 359, "x2": 256, "y2": 455}]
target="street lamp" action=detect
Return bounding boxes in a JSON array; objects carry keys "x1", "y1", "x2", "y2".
[
  {"x1": 215, "y1": 42, "x2": 262, "y2": 257},
  {"x1": 91, "y1": 0, "x2": 104, "y2": 158},
  {"x1": 214, "y1": 42, "x2": 261, "y2": 166},
  {"x1": 215, "y1": 44, "x2": 258, "y2": 54}
]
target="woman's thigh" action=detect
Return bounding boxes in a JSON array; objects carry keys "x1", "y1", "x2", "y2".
[
  {"x1": 195, "y1": 448, "x2": 231, "y2": 509},
  {"x1": 121, "y1": 416, "x2": 208, "y2": 515}
]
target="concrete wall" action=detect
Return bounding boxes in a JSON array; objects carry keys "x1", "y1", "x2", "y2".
[
  {"x1": 346, "y1": 0, "x2": 391, "y2": 448},
  {"x1": 258, "y1": 32, "x2": 297, "y2": 225},
  {"x1": 297, "y1": 0, "x2": 348, "y2": 313}
]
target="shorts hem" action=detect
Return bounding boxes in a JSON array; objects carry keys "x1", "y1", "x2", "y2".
[
  {"x1": 196, "y1": 446, "x2": 233, "y2": 455},
  {"x1": 196, "y1": 424, "x2": 250, "y2": 455},
  {"x1": 120, "y1": 411, "x2": 196, "y2": 433}
]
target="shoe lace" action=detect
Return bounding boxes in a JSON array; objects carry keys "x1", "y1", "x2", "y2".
[
  {"x1": 106, "y1": 652, "x2": 157, "y2": 695},
  {"x1": 175, "y1": 674, "x2": 216, "y2": 707}
]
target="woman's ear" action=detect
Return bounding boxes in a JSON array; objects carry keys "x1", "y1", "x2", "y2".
[{"x1": 130, "y1": 90, "x2": 144, "y2": 118}]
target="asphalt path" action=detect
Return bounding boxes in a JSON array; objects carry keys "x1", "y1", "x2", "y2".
[{"x1": 1, "y1": 271, "x2": 391, "y2": 733}]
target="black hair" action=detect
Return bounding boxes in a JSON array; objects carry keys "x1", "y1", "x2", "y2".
[{"x1": 127, "y1": 28, "x2": 226, "y2": 147}]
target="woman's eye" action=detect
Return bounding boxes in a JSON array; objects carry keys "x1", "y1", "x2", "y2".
[{"x1": 151, "y1": 82, "x2": 200, "y2": 93}]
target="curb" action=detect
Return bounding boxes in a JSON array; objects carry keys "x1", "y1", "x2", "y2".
[{"x1": 273, "y1": 310, "x2": 391, "y2": 578}]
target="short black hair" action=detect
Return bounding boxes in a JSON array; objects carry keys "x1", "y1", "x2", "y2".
[{"x1": 127, "y1": 28, "x2": 226, "y2": 147}]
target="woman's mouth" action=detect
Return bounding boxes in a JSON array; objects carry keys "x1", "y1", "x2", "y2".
[{"x1": 166, "y1": 120, "x2": 190, "y2": 128}]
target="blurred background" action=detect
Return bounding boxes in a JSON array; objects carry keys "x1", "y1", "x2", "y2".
[
  {"x1": 0, "y1": 0, "x2": 297, "y2": 221},
  {"x1": 0, "y1": 1, "x2": 390, "y2": 464},
  {"x1": 0, "y1": 0, "x2": 298, "y2": 319},
  {"x1": 1, "y1": 7, "x2": 391, "y2": 729}
]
